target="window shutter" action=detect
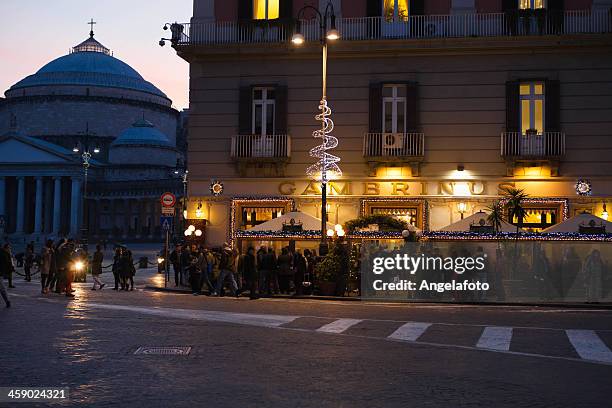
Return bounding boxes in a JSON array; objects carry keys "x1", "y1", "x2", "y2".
[
  {"x1": 505, "y1": 81, "x2": 520, "y2": 132},
  {"x1": 239, "y1": 86, "x2": 253, "y2": 134},
  {"x1": 545, "y1": 80, "x2": 561, "y2": 132},
  {"x1": 280, "y1": 0, "x2": 293, "y2": 19},
  {"x1": 410, "y1": 0, "x2": 425, "y2": 16},
  {"x1": 367, "y1": 0, "x2": 382, "y2": 17},
  {"x1": 369, "y1": 83, "x2": 382, "y2": 133},
  {"x1": 275, "y1": 85, "x2": 288, "y2": 134},
  {"x1": 406, "y1": 83, "x2": 419, "y2": 132},
  {"x1": 238, "y1": 0, "x2": 251, "y2": 20},
  {"x1": 502, "y1": 0, "x2": 516, "y2": 11}
]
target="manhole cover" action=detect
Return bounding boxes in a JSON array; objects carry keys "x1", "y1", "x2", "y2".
[{"x1": 134, "y1": 346, "x2": 191, "y2": 356}]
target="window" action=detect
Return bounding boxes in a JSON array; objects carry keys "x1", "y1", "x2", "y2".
[
  {"x1": 372, "y1": 207, "x2": 418, "y2": 227},
  {"x1": 513, "y1": 208, "x2": 557, "y2": 232},
  {"x1": 519, "y1": 0, "x2": 545, "y2": 9},
  {"x1": 253, "y1": 0, "x2": 279, "y2": 20},
  {"x1": 520, "y1": 82, "x2": 545, "y2": 134},
  {"x1": 382, "y1": 85, "x2": 406, "y2": 133},
  {"x1": 384, "y1": 0, "x2": 409, "y2": 22},
  {"x1": 242, "y1": 207, "x2": 283, "y2": 229},
  {"x1": 252, "y1": 88, "x2": 275, "y2": 136}
]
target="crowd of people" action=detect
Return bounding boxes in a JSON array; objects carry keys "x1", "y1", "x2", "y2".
[{"x1": 167, "y1": 242, "x2": 321, "y2": 299}]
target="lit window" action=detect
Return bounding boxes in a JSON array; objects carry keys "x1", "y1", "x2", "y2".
[
  {"x1": 384, "y1": 0, "x2": 409, "y2": 22},
  {"x1": 253, "y1": 0, "x2": 279, "y2": 20},
  {"x1": 252, "y1": 87, "x2": 275, "y2": 137},
  {"x1": 520, "y1": 82, "x2": 545, "y2": 134},
  {"x1": 519, "y1": 0, "x2": 545, "y2": 10},
  {"x1": 382, "y1": 85, "x2": 406, "y2": 134},
  {"x1": 372, "y1": 208, "x2": 418, "y2": 227}
]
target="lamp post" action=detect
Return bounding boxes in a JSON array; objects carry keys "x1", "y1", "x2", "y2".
[
  {"x1": 292, "y1": 1, "x2": 341, "y2": 256},
  {"x1": 173, "y1": 158, "x2": 188, "y2": 236},
  {"x1": 73, "y1": 123, "x2": 101, "y2": 247}
]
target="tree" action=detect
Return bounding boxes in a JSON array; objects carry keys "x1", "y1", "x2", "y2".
[
  {"x1": 486, "y1": 200, "x2": 504, "y2": 234},
  {"x1": 502, "y1": 187, "x2": 528, "y2": 235}
]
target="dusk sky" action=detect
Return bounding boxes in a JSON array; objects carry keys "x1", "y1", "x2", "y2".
[{"x1": 0, "y1": 0, "x2": 193, "y2": 109}]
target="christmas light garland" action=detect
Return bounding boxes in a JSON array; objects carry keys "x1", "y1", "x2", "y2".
[{"x1": 306, "y1": 98, "x2": 342, "y2": 182}]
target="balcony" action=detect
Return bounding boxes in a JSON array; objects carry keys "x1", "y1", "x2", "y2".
[
  {"x1": 231, "y1": 134, "x2": 291, "y2": 176},
  {"x1": 501, "y1": 131, "x2": 565, "y2": 176},
  {"x1": 172, "y1": 10, "x2": 611, "y2": 46},
  {"x1": 363, "y1": 132, "x2": 425, "y2": 176}
]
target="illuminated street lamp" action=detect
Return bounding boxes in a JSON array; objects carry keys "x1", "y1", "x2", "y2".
[
  {"x1": 74, "y1": 123, "x2": 101, "y2": 247},
  {"x1": 292, "y1": 1, "x2": 341, "y2": 256}
]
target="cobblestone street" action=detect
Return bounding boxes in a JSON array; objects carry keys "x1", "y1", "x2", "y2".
[{"x1": 1, "y1": 268, "x2": 612, "y2": 407}]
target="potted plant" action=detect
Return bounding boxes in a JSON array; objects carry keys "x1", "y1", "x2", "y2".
[{"x1": 315, "y1": 245, "x2": 342, "y2": 296}]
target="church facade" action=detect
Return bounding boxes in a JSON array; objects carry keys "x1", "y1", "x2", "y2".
[{"x1": 0, "y1": 30, "x2": 186, "y2": 243}]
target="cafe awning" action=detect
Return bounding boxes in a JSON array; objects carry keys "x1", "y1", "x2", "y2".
[{"x1": 542, "y1": 213, "x2": 612, "y2": 233}]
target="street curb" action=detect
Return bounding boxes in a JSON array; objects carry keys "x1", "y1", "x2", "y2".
[{"x1": 143, "y1": 286, "x2": 612, "y2": 308}]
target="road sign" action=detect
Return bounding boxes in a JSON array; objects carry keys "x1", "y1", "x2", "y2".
[
  {"x1": 160, "y1": 216, "x2": 174, "y2": 231},
  {"x1": 161, "y1": 207, "x2": 175, "y2": 216},
  {"x1": 161, "y1": 192, "x2": 176, "y2": 208}
]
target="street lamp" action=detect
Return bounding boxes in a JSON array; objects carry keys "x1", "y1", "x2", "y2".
[
  {"x1": 74, "y1": 123, "x2": 101, "y2": 247},
  {"x1": 292, "y1": 1, "x2": 341, "y2": 257}
]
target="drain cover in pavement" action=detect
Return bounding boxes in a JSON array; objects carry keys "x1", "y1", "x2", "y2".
[{"x1": 134, "y1": 346, "x2": 191, "y2": 356}]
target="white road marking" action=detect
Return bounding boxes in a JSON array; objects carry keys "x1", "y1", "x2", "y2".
[
  {"x1": 317, "y1": 318, "x2": 363, "y2": 333},
  {"x1": 86, "y1": 303, "x2": 299, "y2": 328},
  {"x1": 388, "y1": 322, "x2": 431, "y2": 341},
  {"x1": 566, "y1": 330, "x2": 612, "y2": 363},
  {"x1": 476, "y1": 327, "x2": 513, "y2": 351}
]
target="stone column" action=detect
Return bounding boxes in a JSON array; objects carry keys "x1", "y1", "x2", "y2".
[
  {"x1": 70, "y1": 177, "x2": 82, "y2": 237},
  {"x1": 52, "y1": 177, "x2": 62, "y2": 235},
  {"x1": 109, "y1": 199, "x2": 116, "y2": 238},
  {"x1": 0, "y1": 176, "x2": 5, "y2": 216},
  {"x1": 15, "y1": 176, "x2": 25, "y2": 234},
  {"x1": 44, "y1": 178, "x2": 53, "y2": 234},
  {"x1": 34, "y1": 176, "x2": 44, "y2": 234}
]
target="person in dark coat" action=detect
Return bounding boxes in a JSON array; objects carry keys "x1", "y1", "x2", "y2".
[
  {"x1": 112, "y1": 247, "x2": 121, "y2": 290},
  {"x1": 169, "y1": 244, "x2": 183, "y2": 286},
  {"x1": 244, "y1": 247, "x2": 258, "y2": 299},
  {"x1": 120, "y1": 248, "x2": 135, "y2": 291},
  {"x1": 24, "y1": 242, "x2": 34, "y2": 282},
  {"x1": 293, "y1": 250, "x2": 307, "y2": 296},
  {"x1": 91, "y1": 244, "x2": 105, "y2": 290},
  {"x1": 277, "y1": 248, "x2": 293, "y2": 294},
  {"x1": 56, "y1": 240, "x2": 75, "y2": 297},
  {"x1": 0, "y1": 243, "x2": 15, "y2": 289}
]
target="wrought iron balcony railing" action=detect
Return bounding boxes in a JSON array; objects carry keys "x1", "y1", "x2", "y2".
[
  {"x1": 172, "y1": 10, "x2": 611, "y2": 46},
  {"x1": 231, "y1": 134, "x2": 291, "y2": 159},
  {"x1": 363, "y1": 133, "x2": 425, "y2": 159},
  {"x1": 501, "y1": 132, "x2": 565, "y2": 159}
]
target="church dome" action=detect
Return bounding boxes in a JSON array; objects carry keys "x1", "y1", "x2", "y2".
[
  {"x1": 7, "y1": 34, "x2": 168, "y2": 99},
  {"x1": 112, "y1": 119, "x2": 172, "y2": 148}
]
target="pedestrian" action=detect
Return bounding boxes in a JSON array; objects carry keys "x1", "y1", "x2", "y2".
[
  {"x1": 24, "y1": 242, "x2": 34, "y2": 282},
  {"x1": 198, "y1": 248, "x2": 216, "y2": 295},
  {"x1": 170, "y1": 244, "x2": 183, "y2": 286},
  {"x1": 39, "y1": 239, "x2": 53, "y2": 294},
  {"x1": 112, "y1": 247, "x2": 121, "y2": 290},
  {"x1": 181, "y1": 245, "x2": 192, "y2": 287},
  {"x1": 91, "y1": 244, "x2": 105, "y2": 291},
  {"x1": 584, "y1": 249, "x2": 604, "y2": 302},
  {"x1": 188, "y1": 247, "x2": 200, "y2": 295},
  {"x1": 52, "y1": 239, "x2": 67, "y2": 293},
  {"x1": 56, "y1": 240, "x2": 75, "y2": 297},
  {"x1": 277, "y1": 247, "x2": 293, "y2": 294},
  {"x1": 120, "y1": 248, "x2": 135, "y2": 291},
  {"x1": 215, "y1": 243, "x2": 239, "y2": 297},
  {"x1": 244, "y1": 246, "x2": 258, "y2": 299},
  {"x1": 265, "y1": 247, "x2": 279, "y2": 295},
  {"x1": 293, "y1": 249, "x2": 307, "y2": 296},
  {"x1": 1, "y1": 243, "x2": 16, "y2": 292}
]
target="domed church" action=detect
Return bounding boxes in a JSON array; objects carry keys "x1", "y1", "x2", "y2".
[{"x1": 0, "y1": 27, "x2": 186, "y2": 242}]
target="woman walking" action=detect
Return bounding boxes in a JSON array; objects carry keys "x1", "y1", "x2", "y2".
[
  {"x1": 91, "y1": 244, "x2": 105, "y2": 291},
  {"x1": 39, "y1": 240, "x2": 53, "y2": 294}
]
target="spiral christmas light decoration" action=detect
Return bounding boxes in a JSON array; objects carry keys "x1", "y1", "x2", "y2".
[{"x1": 306, "y1": 98, "x2": 342, "y2": 182}]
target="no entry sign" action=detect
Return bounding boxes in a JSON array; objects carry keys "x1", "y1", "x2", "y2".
[{"x1": 160, "y1": 192, "x2": 176, "y2": 208}]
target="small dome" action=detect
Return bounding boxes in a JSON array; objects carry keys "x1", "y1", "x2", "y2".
[
  {"x1": 8, "y1": 34, "x2": 167, "y2": 99},
  {"x1": 112, "y1": 119, "x2": 172, "y2": 148}
]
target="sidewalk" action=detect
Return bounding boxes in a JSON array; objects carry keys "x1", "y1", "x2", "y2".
[{"x1": 144, "y1": 284, "x2": 612, "y2": 308}]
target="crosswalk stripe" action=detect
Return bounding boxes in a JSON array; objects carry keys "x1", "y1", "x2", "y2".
[
  {"x1": 388, "y1": 322, "x2": 431, "y2": 342},
  {"x1": 566, "y1": 330, "x2": 612, "y2": 363},
  {"x1": 317, "y1": 318, "x2": 363, "y2": 334},
  {"x1": 476, "y1": 327, "x2": 513, "y2": 351}
]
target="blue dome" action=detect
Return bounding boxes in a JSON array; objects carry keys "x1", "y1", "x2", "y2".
[
  {"x1": 9, "y1": 36, "x2": 168, "y2": 99},
  {"x1": 112, "y1": 119, "x2": 172, "y2": 148}
]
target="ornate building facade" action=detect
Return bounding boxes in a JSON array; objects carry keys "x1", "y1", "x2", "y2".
[
  {"x1": 174, "y1": 0, "x2": 612, "y2": 248},
  {"x1": 0, "y1": 30, "x2": 186, "y2": 242}
]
